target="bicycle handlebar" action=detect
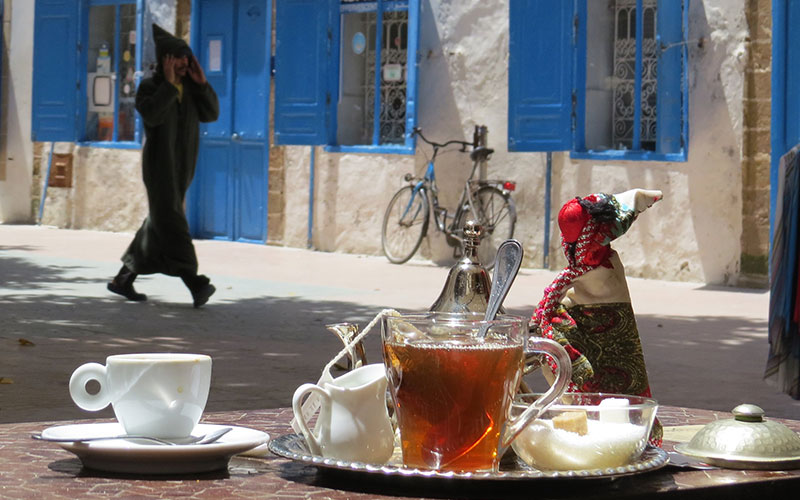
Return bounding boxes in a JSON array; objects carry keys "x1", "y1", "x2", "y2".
[{"x1": 412, "y1": 127, "x2": 472, "y2": 152}]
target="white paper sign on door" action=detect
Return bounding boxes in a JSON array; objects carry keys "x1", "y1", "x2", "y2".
[{"x1": 208, "y1": 39, "x2": 222, "y2": 72}]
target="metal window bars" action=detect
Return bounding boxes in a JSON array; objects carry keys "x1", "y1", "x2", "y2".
[
  {"x1": 612, "y1": 0, "x2": 657, "y2": 151},
  {"x1": 364, "y1": 10, "x2": 408, "y2": 145}
]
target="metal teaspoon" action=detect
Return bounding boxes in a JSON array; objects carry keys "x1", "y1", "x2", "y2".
[
  {"x1": 478, "y1": 239, "x2": 524, "y2": 338},
  {"x1": 32, "y1": 426, "x2": 232, "y2": 446}
]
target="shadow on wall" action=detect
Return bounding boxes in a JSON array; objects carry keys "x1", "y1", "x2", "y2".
[
  {"x1": 415, "y1": 0, "x2": 472, "y2": 267},
  {"x1": 0, "y1": 28, "x2": 35, "y2": 224}
]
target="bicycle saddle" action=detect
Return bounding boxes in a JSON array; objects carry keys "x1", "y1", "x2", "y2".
[{"x1": 470, "y1": 147, "x2": 494, "y2": 162}]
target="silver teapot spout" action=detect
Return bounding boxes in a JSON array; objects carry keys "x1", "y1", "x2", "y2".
[{"x1": 326, "y1": 323, "x2": 368, "y2": 370}]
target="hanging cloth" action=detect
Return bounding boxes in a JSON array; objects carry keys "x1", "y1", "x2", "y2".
[{"x1": 765, "y1": 144, "x2": 800, "y2": 399}]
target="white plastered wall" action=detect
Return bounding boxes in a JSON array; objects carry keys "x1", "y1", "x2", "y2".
[
  {"x1": 0, "y1": 0, "x2": 34, "y2": 223},
  {"x1": 280, "y1": 0, "x2": 747, "y2": 285},
  {"x1": 38, "y1": 143, "x2": 147, "y2": 231}
]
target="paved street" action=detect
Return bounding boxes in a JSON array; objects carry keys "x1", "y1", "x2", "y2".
[{"x1": 1, "y1": 224, "x2": 799, "y2": 425}]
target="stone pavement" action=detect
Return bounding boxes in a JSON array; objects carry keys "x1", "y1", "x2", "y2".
[{"x1": 1, "y1": 224, "x2": 798, "y2": 425}]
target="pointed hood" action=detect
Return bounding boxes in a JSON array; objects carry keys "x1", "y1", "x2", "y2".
[
  {"x1": 558, "y1": 188, "x2": 661, "y2": 246},
  {"x1": 153, "y1": 23, "x2": 192, "y2": 63},
  {"x1": 608, "y1": 188, "x2": 662, "y2": 239}
]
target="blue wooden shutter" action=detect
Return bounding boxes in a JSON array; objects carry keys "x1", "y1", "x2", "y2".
[
  {"x1": 656, "y1": 0, "x2": 688, "y2": 155},
  {"x1": 274, "y1": 0, "x2": 336, "y2": 145},
  {"x1": 32, "y1": 0, "x2": 80, "y2": 142},
  {"x1": 403, "y1": 0, "x2": 420, "y2": 151},
  {"x1": 508, "y1": 0, "x2": 573, "y2": 152}
]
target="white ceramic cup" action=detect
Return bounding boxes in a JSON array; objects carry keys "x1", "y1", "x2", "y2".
[{"x1": 69, "y1": 353, "x2": 212, "y2": 438}]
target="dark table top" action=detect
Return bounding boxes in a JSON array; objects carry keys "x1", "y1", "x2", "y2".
[{"x1": 1, "y1": 406, "x2": 799, "y2": 499}]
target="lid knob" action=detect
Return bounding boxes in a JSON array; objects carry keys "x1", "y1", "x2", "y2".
[
  {"x1": 463, "y1": 220, "x2": 481, "y2": 257},
  {"x1": 732, "y1": 404, "x2": 765, "y2": 423}
]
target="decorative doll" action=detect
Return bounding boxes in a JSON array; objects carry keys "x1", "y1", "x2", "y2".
[{"x1": 533, "y1": 189, "x2": 663, "y2": 445}]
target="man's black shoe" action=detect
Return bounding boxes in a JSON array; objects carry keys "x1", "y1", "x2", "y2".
[
  {"x1": 192, "y1": 283, "x2": 215, "y2": 308},
  {"x1": 107, "y1": 281, "x2": 147, "y2": 302}
]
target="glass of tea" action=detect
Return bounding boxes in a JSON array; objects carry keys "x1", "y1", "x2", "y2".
[{"x1": 381, "y1": 312, "x2": 571, "y2": 472}]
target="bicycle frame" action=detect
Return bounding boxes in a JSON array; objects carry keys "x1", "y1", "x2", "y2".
[
  {"x1": 396, "y1": 162, "x2": 434, "y2": 227},
  {"x1": 382, "y1": 125, "x2": 517, "y2": 268},
  {"x1": 402, "y1": 126, "x2": 516, "y2": 243},
  {"x1": 439, "y1": 159, "x2": 489, "y2": 238}
]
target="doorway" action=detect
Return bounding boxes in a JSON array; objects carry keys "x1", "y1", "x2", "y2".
[{"x1": 188, "y1": 0, "x2": 271, "y2": 243}]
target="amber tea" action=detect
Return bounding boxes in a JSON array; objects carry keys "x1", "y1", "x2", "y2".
[
  {"x1": 384, "y1": 339, "x2": 524, "y2": 472},
  {"x1": 382, "y1": 313, "x2": 572, "y2": 473}
]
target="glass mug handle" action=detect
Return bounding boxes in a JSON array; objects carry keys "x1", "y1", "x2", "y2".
[
  {"x1": 291, "y1": 383, "x2": 332, "y2": 456},
  {"x1": 68, "y1": 362, "x2": 112, "y2": 411},
  {"x1": 500, "y1": 338, "x2": 572, "y2": 449}
]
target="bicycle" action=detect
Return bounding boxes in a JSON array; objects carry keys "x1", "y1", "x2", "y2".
[{"x1": 381, "y1": 125, "x2": 517, "y2": 269}]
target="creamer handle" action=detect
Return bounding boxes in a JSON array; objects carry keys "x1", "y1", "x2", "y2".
[{"x1": 291, "y1": 383, "x2": 331, "y2": 456}]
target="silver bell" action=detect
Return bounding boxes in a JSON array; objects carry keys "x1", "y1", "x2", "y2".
[{"x1": 430, "y1": 220, "x2": 497, "y2": 313}]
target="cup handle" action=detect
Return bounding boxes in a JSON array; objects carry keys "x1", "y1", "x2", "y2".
[
  {"x1": 68, "y1": 362, "x2": 111, "y2": 411},
  {"x1": 500, "y1": 338, "x2": 572, "y2": 449},
  {"x1": 291, "y1": 383, "x2": 331, "y2": 456}
]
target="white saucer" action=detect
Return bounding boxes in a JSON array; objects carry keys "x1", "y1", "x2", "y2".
[{"x1": 40, "y1": 423, "x2": 270, "y2": 474}]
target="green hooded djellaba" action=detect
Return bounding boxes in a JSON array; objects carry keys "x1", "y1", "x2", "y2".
[{"x1": 112, "y1": 24, "x2": 219, "y2": 306}]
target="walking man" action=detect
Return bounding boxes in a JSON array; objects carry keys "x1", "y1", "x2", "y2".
[{"x1": 108, "y1": 24, "x2": 219, "y2": 308}]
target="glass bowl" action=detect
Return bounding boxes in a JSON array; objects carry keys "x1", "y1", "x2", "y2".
[{"x1": 510, "y1": 393, "x2": 658, "y2": 471}]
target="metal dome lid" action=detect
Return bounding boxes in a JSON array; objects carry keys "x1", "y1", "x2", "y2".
[{"x1": 674, "y1": 404, "x2": 800, "y2": 470}]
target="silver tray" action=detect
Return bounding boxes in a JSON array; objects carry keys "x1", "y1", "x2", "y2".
[
  {"x1": 268, "y1": 433, "x2": 668, "y2": 481},
  {"x1": 674, "y1": 443, "x2": 800, "y2": 470}
]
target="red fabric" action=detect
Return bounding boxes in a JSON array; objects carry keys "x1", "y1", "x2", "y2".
[
  {"x1": 558, "y1": 198, "x2": 590, "y2": 243},
  {"x1": 582, "y1": 239, "x2": 613, "y2": 267}
]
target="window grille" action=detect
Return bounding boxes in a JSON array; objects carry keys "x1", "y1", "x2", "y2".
[
  {"x1": 364, "y1": 10, "x2": 408, "y2": 144},
  {"x1": 613, "y1": 0, "x2": 657, "y2": 150}
]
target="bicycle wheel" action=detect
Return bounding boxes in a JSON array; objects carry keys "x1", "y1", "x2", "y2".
[
  {"x1": 382, "y1": 185, "x2": 430, "y2": 264},
  {"x1": 457, "y1": 186, "x2": 517, "y2": 268}
]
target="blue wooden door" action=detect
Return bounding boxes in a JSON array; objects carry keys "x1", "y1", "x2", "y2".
[{"x1": 189, "y1": 0, "x2": 270, "y2": 243}]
